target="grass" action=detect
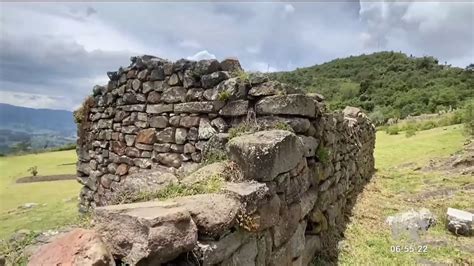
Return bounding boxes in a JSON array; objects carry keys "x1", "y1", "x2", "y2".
[
  {"x1": 0, "y1": 150, "x2": 81, "y2": 239},
  {"x1": 339, "y1": 125, "x2": 474, "y2": 265},
  {"x1": 114, "y1": 174, "x2": 225, "y2": 204},
  {"x1": 375, "y1": 125, "x2": 466, "y2": 169}
]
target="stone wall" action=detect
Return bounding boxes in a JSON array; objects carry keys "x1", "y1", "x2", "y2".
[{"x1": 75, "y1": 55, "x2": 375, "y2": 265}]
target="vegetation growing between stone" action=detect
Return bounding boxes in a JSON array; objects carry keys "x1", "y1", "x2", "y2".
[
  {"x1": 316, "y1": 146, "x2": 330, "y2": 164},
  {"x1": 114, "y1": 174, "x2": 225, "y2": 204},
  {"x1": 228, "y1": 120, "x2": 294, "y2": 139},
  {"x1": 202, "y1": 149, "x2": 228, "y2": 165},
  {"x1": 0, "y1": 230, "x2": 39, "y2": 265}
]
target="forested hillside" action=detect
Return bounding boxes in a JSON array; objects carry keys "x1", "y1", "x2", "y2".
[
  {"x1": 270, "y1": 52, "x2": 473, "y2": 123},
  {"x1": 0, "y1": 104, "x2": 76, "y2": 154}
]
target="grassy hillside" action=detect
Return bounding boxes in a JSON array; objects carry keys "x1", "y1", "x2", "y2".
[
  {"x1": 0, "y1": 150, "x2": 81, "y2": 238},
  {"x1": 271, "y1": 52, "x2": 473, "y2": 123},
  {"x1": 0, "y1": 103, "x2": 76, "y2": 154}
]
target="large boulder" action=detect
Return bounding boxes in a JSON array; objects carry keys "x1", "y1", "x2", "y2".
[
  {"x1": 248, "y1": 81, "x2": 302, "y2": 97},
  {"x1": 255, "y1": 94, "x2": 317, "y2": 118},
  {"x1": 174, "y1": 194, "x2": 242, "y2": 237},
  {"x1": 95, "y1": 201, "x2": 198, "y2": 265},
  {"x1": 219, "y1": 100, "x2": 249, "y2": 116},
  {"x1": 343, "y1": 106, "x2": 362, "y2": 118},
  {"x1": 220, "y1": 58, "x2": 243, "y2": 72},
  {"x1": 201, "y1": 71, "x2": 230, "y2": 89},
  {"x1": 226, "y1": 130, "x2": 304, "y2": 181},
  {"x1": 27, "y1": 229, "x2": 114, "y2": 266},
  {"x1": 386, "y1": 208, "x2": 437, "y2": 238}
]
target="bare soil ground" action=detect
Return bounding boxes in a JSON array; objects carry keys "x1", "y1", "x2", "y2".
[
  {"x1": 422, "y1": 140, "x2": 474, "y2": 176},
  {"x1": 16, "y1": 175, "x2": 76, "y2": 183}
]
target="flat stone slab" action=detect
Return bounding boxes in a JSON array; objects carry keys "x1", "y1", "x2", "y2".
[
  {"x1": 255, "y1": 94, "x2": 316, "y2": 118},
  {"x1": 226, "y1": 130, "x2": 304, "y2": 181}
]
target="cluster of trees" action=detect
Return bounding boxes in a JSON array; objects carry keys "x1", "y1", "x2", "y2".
[{"x1": 271, "y1": 52, "x2": 473, "y2": 125}]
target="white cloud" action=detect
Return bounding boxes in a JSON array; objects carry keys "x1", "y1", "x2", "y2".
[
  {"x1": 359, "y1": 2, "x2": 474, "y2": 62},
  {"x1": 1, "y1": 4, "x2": 149, "y2": 54},
  {"x1": 0, "y1": 91, "x2": 66, "y2": 110},
  {"x1": 186, "y1": 50, "x2": 216, "y2": 61}
]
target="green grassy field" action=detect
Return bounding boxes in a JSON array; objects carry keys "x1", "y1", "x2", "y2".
[
  {"x1": 0, "y1": 125, "x2": 472, "y2": 265},
  {"x1": 0, "y1": 150, "x2": 80, "y2": 239},
  {"x1": 339, "y1": 125, "x2": 474, "y2": 265}
]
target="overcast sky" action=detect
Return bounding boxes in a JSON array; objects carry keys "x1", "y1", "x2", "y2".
[{"x1": 0, "y1": 2, "x2": 473, "y2": 111}]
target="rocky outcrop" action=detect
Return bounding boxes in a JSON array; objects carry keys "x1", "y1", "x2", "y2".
[{"x1": 73, "y1": 55, "x2": 376, "y2": 265}]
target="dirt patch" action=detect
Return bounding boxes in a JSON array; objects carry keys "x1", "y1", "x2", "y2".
[
  {"x1": 58, "y1": 163, "x2": 76, "y2": 166},
  {"x1": 412, "y1": 184, "x2": 474, "y2": 202},
  {"x1": 422, "y1": 140, "x2": 474, "y2": 176},
  {"x1": 16, "y1": 175, "x2": 76, "y2": 184}
]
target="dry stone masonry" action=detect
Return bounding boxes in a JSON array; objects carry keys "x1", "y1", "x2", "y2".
[{"x1": 74, "y1": 55, "x2": 376, "y2": 265}]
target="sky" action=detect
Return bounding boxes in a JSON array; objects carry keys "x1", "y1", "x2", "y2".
[{"x1": 0, "y1": 1, "x2": 473, "y2": 111}]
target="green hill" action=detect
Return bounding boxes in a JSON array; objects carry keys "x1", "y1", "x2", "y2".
[{"x1": 270, "y1": 52, "x2": 473, "y2": 124}]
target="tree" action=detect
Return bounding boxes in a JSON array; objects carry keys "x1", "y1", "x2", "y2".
[
  {"x1": 463, "y1": 100, "x2": 474, "y2": 136},
  {"x1": 466, "y1": 64, "x2": 474, "y2": 71}
]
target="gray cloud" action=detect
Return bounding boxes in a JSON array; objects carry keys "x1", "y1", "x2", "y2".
[
  {"x1": 359, "y1": 2, "x2": 474, "y2": 62},
  {"x1": 0, "y1": 2, "x2": 472, "y2": 110}
]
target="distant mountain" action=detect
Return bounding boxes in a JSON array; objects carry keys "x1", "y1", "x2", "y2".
[
  {"x1": 0, "y1": 103, "x2": 76, "y2": 154},
  {"x1": 270, "y1": 51, "x2": 473, "y2": 123}
]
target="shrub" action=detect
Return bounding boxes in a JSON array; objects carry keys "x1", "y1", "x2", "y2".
[
  {"x1": 418, "y1": 120, "x2": 437, "y2": 131},
  {"x1": 405, "y1": 128, "x2": 417, "y2": 138},
  {"x1": 462, "y1": 100, "x2": 474, "y2": 136},
  {"x1": 231, "y1": 70, "x2": 250, "y2": 82},
  {"x1": 27, "y1": 166, "x2": 38, "y2": 177},
  {"x1": 385, "y1": 125, "x2": 400, "y2": 135},
  {"x1": 73, "y1": 96, "x2": 94, "y2": 124}
]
